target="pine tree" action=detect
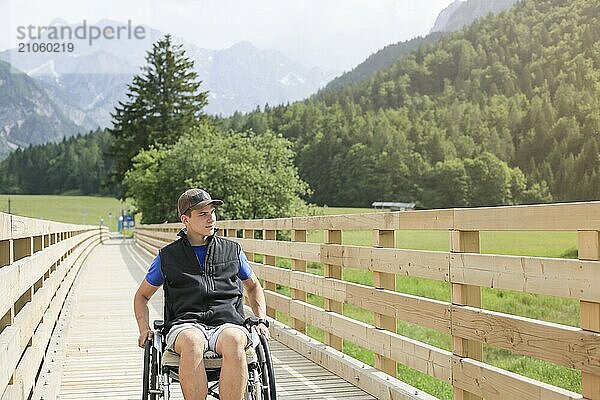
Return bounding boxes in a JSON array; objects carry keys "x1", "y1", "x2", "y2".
[{"x1": 107, "y1": 34, "x2": 208, "y2": 197}]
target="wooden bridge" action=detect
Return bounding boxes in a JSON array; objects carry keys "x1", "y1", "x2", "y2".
[{"x1": 1, "y1": 202, "x2": 600, "y2": 400}]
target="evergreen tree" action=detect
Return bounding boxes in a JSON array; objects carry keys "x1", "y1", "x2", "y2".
[{"x1": 107, "y1": 34, "x2": 208, "y2": 196}]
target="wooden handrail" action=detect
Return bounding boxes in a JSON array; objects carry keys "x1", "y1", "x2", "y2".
[
  {"x1": 0, "y1": 212, "x2": 108, "y2": 399},
  {"x1": 135, "y1": 202, "x2": 600, "y2": 400}
]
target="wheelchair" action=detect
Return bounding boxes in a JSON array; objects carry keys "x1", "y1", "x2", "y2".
[{"x1": 142, "y1": 317, "x2": 276, "y2": 400}]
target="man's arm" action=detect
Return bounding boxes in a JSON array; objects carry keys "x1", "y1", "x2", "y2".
[
  {"x1": 243, "y1": 273, "x2": 270, "y2": 339},
  {"x1": 134, "y1": 279, "x2": 160, "y2": 347}
]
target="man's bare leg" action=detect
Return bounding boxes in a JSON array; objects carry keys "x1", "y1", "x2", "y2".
[
  {"x1": 175, "y1": 329, "x2": 208, "y2": 400},
  {"x1": 215, "y1": 328, "x2": 248, "y2": 400}
]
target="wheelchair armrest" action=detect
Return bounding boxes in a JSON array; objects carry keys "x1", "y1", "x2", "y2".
[
  {"x1": 244, "y1": 316, "x2": 270, "y2": 329},
  {"x1": 153, "y1": 320, "x2": 164, "y2": 330}
]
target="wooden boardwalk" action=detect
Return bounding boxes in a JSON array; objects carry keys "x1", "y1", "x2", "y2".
[{"x1": 53, "y1": 237, "x2": 375, "y2": 400}]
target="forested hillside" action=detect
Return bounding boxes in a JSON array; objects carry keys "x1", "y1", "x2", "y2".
[
  {"x1": 0, "y1": 130, "x2": 113, "y2": 195},
  {"x1": 323, "y1": 33, "x2": 443, "y2": 91},
  {"x1": 221, "y1": 0, "x2": 600, "y2": 207}
]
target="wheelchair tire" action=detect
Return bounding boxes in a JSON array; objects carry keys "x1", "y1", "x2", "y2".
[
  {"x1": 142, "y1": 340, "x2": 151, "y2": 400},
  {"x1": 150, "y1": 346, "x2": 158, "y2": 400},
  {"x1": 259, "y1": 335, "x2": 276, "y2": 399}
]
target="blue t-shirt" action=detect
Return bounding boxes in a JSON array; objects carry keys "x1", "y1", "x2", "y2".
[{"x1": 145, "y1": 245, "x2": 253, "y2": 286}]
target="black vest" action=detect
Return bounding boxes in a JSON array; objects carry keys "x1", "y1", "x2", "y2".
[{"x1": 159, "y1": 230, "x2": 245, "y2": 333}]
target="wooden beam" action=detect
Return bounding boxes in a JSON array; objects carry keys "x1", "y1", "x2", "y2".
[
  {"x1": 451, "y1": 230, "x2": 482, "y2": 400},
  {"x1": 453, "y1": 201, "x2": 600, "y2": 231},
  {"x1": 263, "y1": 230, "x2": 277, "y2": 318},
  {"x1": 579, "y1": 230, "x2": 600, "y2": 400},
  {"x1": 452, "y1": 356, "x2": 582, "y2": 400},
  {"x1": 373, "y1": 229, "x2": 397, "y2": 376},
  {"x1": 324, "y1": 229, "x2": 343, "y2": 351},
  {"x1": 241, "y1": 231, "x2": 255, "y2": 308},
  {"x1": 450, "y1": 252, "x2": 600, "y2": 302},
  {"x1": 291, "y1": 229, "x2": 307, "y2": 332},
  {"x1": 452, "y1": 305, "x2": 600, "y2": 374},
  {"x1": 217, "y1": 209, "x2": 454, "y2": 231},
  {"x1": 242, "y1": 230, "x2": 254, "y2": 262}
]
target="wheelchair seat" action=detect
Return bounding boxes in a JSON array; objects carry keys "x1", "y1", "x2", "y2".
[{"x1": 162, "y1": 347, "x2": 258, "y2": 370}]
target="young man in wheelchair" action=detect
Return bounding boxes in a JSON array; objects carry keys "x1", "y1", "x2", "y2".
[{"x1": 134, "y1": 188, "x2": 271, "y2": 400}]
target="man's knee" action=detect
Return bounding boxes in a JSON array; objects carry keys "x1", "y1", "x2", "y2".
[
  {"x1": 216, "y1": 328, "x2": 248, "y2": 359},
  {"x1": 175, "y1": 328, "x2": 207, "y2": 356}
]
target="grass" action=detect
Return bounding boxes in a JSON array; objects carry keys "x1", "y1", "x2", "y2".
[{"x1": 0, "y1": 194, "x2": 132, "y2": 232}]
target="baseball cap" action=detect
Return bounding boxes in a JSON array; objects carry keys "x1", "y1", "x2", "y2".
[{"x1": 178, "y1": 188, "x2": 224, "y2": 217}]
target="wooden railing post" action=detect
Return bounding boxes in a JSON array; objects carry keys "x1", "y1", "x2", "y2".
[
  {"x1": 451, "y1": 230, "x2": 483, "y2": 400},
  {"x1": 263, "y1": 229, "x2": 277, "y2": 318},
  {"x1": 324, "y1": 229, "x2": 343, "y2": 351},
  {"x1": 243, "y1": 229, "x2": 254, "y2": 261},
  {"x1": 373, "y1": 229, "x2": 397, "y2": 376},
  {"x1": 579, "y1": 230, "x2": 600, "y2": 400},
  {"x1": 226, "y1": 228, "x2": 236, "y2": 238},
  {"x1": 243, "y1": 229, "x2": 255, "y2": 310},
  {"x1": 291, "y1": 229, "x2": 307, "y2": 332}
]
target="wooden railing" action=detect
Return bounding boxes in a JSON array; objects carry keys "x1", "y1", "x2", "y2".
[
  {"x1": 0, "y1": 213, "x2": 108, "y2": 400},
  {"x1": 135, "y1": 202, "x2": 600, "y2": 400}
]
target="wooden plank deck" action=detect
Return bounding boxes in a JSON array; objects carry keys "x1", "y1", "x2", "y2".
[{"x1": 53, "y1": 237, "x2": 376, "y2": 399}]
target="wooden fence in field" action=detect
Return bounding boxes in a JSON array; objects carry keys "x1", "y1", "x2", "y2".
[
  {"x1": 135, "y1": 202, "x2": 600, "y2": 400},
  {"x1": 0, "y1": 213, "x2": 108, "y2": 399}
]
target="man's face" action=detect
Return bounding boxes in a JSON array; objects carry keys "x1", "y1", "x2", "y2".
[{"x1": 184, "y1": 204, "x2": 217, "y2": 237}]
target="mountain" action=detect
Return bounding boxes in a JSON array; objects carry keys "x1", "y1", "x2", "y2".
[
  {"x1": 0, "y1": 60, "x2": 82, "y2": 160},
  {"x1": 430, "y1": 0, "x2": 520, "y2": 33},
  {"x1": 430, "y1": 0, "x2": 465, "y2": 33},
  {"x1": 323, "y1": 0, "x2": 519, "y2": 92},
  {"x1": 200, "y1": 41, "x2": 335, "y2": 116},
  {"x1": 0, "y1": 20, "x2": 336, "y2": 131}
]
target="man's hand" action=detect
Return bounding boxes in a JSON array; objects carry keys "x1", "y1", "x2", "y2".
[
  {"x1": 138, "y1": 329, "x2": 152, "y2": 348},
  {"x1": 257, "y1": 323, "x2": 271, "y2": 340}
]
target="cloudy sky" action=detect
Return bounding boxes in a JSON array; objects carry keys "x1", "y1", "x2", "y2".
[{"x1": 0, "y1": 0, "x2": 454, "y2": 72}]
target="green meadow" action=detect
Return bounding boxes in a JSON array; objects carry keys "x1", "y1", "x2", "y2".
[
  {"x1": 2, "y1": 195, "x2": 582, "y2": 397},
  {"x1": 0, "y1": 194, "x2": 132, "y2": 232}
]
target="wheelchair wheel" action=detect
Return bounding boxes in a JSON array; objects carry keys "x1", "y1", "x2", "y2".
[
  {"x1": 142, "y1": 340, "x2": 160, "y2": 400},
  {"x1": 259, "y1": 335, "x2": 276, "y2": 399},
  {"x1": 143, "y1": 340, "x2": 151, "y2": 400},
  {"x1": 150, "y1": 345, "x2": 158, "y2": 400}
]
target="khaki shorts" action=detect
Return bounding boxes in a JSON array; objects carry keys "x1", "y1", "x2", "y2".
[{"x1": 165, "y1": 322, "x2": 252, "y2": 354}]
